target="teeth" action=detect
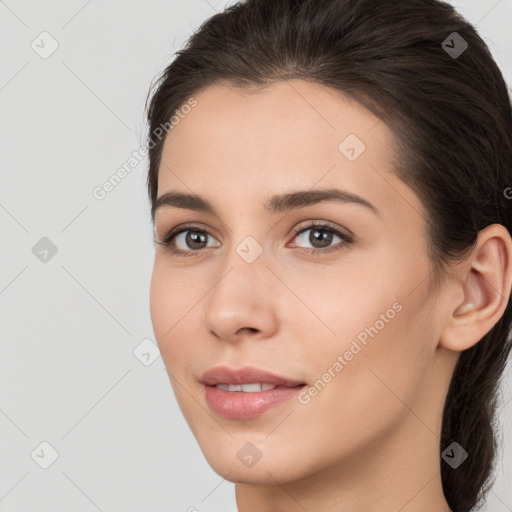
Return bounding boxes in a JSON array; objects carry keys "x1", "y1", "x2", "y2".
[{"x1": 215, "y1": 383, "x2": 278, "y2": 392}]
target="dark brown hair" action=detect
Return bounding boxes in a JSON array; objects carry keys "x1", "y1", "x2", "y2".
[{"x1": 144, "y1": 1, "x2": 512, "y2": 510}]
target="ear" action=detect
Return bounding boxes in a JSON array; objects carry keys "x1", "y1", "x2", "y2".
[{"x1": 439, "y1": 223, "x2": 512, "y2": 352}]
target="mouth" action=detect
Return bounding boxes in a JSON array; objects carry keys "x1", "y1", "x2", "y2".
[
  {"x1": 200, "y1": 366, "x2": 307, "y2": 419},
  {"x1": 213, "y1": 383, "x2": 301, "y2": 392}
]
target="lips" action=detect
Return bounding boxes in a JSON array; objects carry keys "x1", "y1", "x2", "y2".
[
  {"x1": 200, "y1": 365, "x2": 305, "y2": 387},
  {"x1": 200, "y1": 366, "x2": 306, "y2": 419}
]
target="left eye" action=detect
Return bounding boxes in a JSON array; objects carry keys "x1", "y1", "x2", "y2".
[{"x1": 290, "y1": 224, "x2": 351, "y2": 252}]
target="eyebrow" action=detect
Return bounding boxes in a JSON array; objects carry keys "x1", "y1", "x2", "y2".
[{"x1": 152, "y1": 187, "x2": 379, "y2": 219}]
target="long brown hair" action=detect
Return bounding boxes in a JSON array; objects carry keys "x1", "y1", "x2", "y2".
[{"x1": 144, "y1": 1, "x2": 512, "y2": 510}]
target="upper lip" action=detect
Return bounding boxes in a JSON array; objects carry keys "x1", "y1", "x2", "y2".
[{"x1": 200, "y1": 366, "x2": 306, "y2": 387}]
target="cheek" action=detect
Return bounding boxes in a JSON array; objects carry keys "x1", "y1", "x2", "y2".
[
  {"x1": 149, "y1": 260, "x2": 171, "y2": 344},
  {"x1": 149, "y1": 258, "x2": 194, "y2": 364},
  {"x1": 286, "y1": 298, "x2": 432, "y2": 477},
  {"x1": 293, "y1": 252, "x2": 433, "y2": 422},
  {"x1": 344, "y1": 293, "x2": 431, "y2": 392},
  {"x1": 149, "y1": 262, "x2": 202, "y2": 419},
  {"x1": 149, "y1": 257, "x2": 221, "y2": 394}
]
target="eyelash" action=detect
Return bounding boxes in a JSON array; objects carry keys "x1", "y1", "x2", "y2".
[{"x1": 155, "y1": 221, "x2": 353, "y2": 258}]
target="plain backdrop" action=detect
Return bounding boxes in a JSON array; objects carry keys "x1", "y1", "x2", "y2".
[{"x1": 1, "y1": 1, "x2": 511, "y2": 511}]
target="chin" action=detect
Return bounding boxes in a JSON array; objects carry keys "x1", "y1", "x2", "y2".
[
  {"x1": 208, "y1": 458, "x2": 304, "y2": 485},
  {"x1": 196, "y1": 436, "x2": 313, "y2": 485}
]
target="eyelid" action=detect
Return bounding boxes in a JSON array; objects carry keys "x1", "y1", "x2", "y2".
[
  {"x1": 156, "y1": 222, "x2": 219, "y2": 243},
  {"x1": 289, "y1": 220, "x2": 354, "y2": 241}
]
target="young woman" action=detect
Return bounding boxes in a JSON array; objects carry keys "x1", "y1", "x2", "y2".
[{"x1": 144, "y1": 0, "x2": 512, "y2": 510}]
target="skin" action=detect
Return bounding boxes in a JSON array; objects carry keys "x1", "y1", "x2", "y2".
[{"x1": 149, "y1": 79, "x2": 512, "y2": 511}]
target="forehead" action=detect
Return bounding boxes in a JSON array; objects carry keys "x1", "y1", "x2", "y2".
[
  {"x1": 156, "y1": 79, "x2": 419, "y2": 224},
  {"x1": 160, "y1": 79, "x2": 392, "y2": 173}
]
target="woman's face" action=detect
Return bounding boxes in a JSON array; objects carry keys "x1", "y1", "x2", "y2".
[{"x1": 150, "y1": 79, "x2": 457, "y2": 485}]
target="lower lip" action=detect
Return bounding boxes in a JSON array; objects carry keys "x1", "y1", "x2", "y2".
[{"x1": 204, "y1": 385, "x2": 305, "y2": 419}]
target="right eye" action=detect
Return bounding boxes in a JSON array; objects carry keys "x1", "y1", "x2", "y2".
[{"x1": 156, "y1": 223, "x2": 221, "y2": 257}]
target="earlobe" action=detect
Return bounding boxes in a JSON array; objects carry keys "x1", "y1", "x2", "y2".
[{"x1": 439, "y1": 224, "x2": 512, "y2": 352}]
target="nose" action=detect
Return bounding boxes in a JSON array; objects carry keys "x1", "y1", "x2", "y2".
[{"x1": 203, "y1": 246, "x2": 280, "y2": 343}]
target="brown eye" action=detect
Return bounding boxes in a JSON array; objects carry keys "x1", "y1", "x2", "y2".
[
  {"x1": 173, "y1": 229, "x2": 220, "y2": 252},
  {"x1": 177, "y1": 230, "x2": 209, "y2": 250},
  {"x1": 156, "y1": 223, "x2": 220, "y2": 256},
  {"x1": 290, "y1": 222, "x2": 353, "y2": 256}
]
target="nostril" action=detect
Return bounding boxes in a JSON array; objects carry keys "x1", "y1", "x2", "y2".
[{"x1": 237, "y1": 327, "x2": 259, "y2": 335}]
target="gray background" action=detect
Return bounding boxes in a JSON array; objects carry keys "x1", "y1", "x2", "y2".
[{"x1": 0, "y1": 1, "x2": 511, "y2": 510}]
